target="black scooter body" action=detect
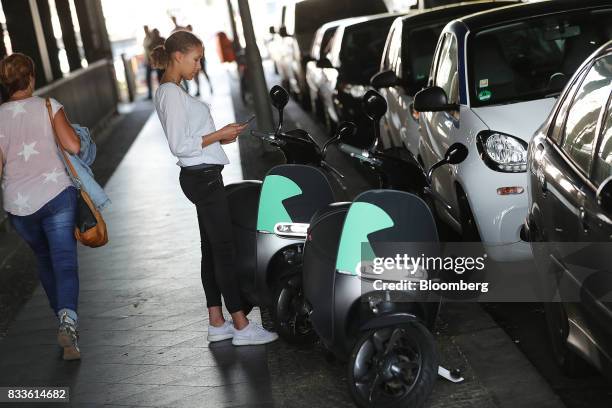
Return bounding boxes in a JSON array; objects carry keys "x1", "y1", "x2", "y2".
[
  {"x1": 225, "y1": 164, "x2": 335, "y2": 309},
  {"x1": 303, "y1": 190, "x2": 441, "y2": 359}
]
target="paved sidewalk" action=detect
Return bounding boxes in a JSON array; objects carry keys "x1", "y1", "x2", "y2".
[{"x1": 0, "y1": 65, "x2": 272, "y2": 408}]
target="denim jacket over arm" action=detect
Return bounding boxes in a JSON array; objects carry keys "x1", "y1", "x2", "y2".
[{"x1": 63, "y1": 125, "x2": 110, "y2": 211}]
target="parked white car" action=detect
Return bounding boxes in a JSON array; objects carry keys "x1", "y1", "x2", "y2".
[
  {"x1": 371, "y1": 0, "x2": 515, "y2": 157},
  {"x1": 414, "y1": 0, "x2": 612, "y2": 262},
  {"x1": 305, "y1": 20, "x2": 342, "y2": 119}
]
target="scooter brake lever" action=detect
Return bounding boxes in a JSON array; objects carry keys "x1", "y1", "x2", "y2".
[{"x1": 321, "y1": 160, "x2": 345, "y2": 179}]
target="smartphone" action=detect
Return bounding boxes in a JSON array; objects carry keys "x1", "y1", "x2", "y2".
[{"x1": 242, "y1": 115, "x2": 256, "y2": 126}]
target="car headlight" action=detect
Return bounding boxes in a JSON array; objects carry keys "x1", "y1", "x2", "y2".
[
  {"x1": 477, "y1": 131, "x2": 528, "y2": 173},
  {"x1": 339, "y1": 83, "x2": 368, "y2": 99}
]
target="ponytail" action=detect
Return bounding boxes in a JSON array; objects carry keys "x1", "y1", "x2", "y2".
[{"x1": 149, "y1": 30, "x2": 202, "y2": 70}]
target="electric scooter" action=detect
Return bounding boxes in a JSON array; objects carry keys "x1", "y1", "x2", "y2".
[
  {"x1": 223, "y1": 85, "x2": 349, "y2": 318},
  {"x1": 275, "y1": 91, "x2": 469, "y2": 407},
  {"x1": 336, "y1": 90, "x2": 429, "y2": 193}
]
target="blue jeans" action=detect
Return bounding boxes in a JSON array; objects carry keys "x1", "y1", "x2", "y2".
[{"x1": 9, "y1": 187, "x2": 79, "y2": 317}]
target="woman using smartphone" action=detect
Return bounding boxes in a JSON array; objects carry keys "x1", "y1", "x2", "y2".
[{"x1": 150, "y1": 31, "x2": 277, "y2": 346}]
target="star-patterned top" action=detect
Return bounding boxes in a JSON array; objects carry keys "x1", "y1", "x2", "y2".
[{"x1": 0, "y1": 97, "x2": 73, "y2": 216}]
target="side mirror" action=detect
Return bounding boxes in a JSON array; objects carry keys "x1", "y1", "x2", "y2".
[
  {"x1": 279, "y1": 26, "x2": 289, "y2": 37},
  {"x1": 362, "y1": 90, "x2": 387, "y2": 153},
  {"x1": 427, "y1": 143, "x2": 468, "y2": 182},
  {"x1": 413, "y1": 86, "x2": 459, "y2": 112},
  {"x1": 322, "y1": 121, "x2": 357, "y2": 157},
  {"x1": 445, "y1": 143, "x2": 469, "y2": 165},
  {"x1": 597, "y1": 177, "x2": 612, "y2": 216},
  {"x1": 362, "y1": 90, "x2": 387, "y2": 122},
  {"x1": 269, "y1": 85, "x2": 289, "y2": 110},
  {"x1": 370, "y1": 70, "x2": 399, "y2": 89},
  {"x1": 316, "y1": 57, "x2": 333, "y2": 69},
  {"x1": 337, "y1": 121, "x2": 358, "y2": 142},
  {"x1": 270, "y1": 85, "x2": 289, "y2": 135},
  {"x1": 269, "y1": 26, "x2": 276, "y2": 35}
]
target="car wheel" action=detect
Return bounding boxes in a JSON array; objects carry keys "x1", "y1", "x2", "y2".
[
  {"x1": 543, "y1": 302, "x2": 593, "y2": 377},
  {"x1": 348, "y1": 322, "x2": 438, "y2": 408}
]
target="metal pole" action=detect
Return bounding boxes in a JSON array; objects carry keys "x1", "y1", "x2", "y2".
[
  {"x1": 225, "y1": 0, "x2": 241, "y2": 52},
  {"x1": 236, "y1": 0, "x2": 274, "y2": 132}
]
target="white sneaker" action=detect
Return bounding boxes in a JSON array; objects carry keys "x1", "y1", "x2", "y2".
[
  {"x1": 207, "y1": 320, "x2": 234, "y2": 342},
  {"x1": 232, "y1": 323, "x2": 279, "y2": 346}
]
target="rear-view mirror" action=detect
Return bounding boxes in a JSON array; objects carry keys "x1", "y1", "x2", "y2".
[
  {"x1": 362, "y1": 90, "x2": 387, "y2": 123},
  {"x1": 414, "y1": 86, "x2": 458, "y2": 112},
  {"x1": 597, "y1": 177, "x2": 612, "y2": 216},
  {"x1": 445, "y1": 143, "x2": 469, "y2": 165},
  {"x1": 269, "y1": 85, "x2": 289, "y2": 111},
  {"x1": 370, "y1": 70, "x2": 399, "y2": 89}
]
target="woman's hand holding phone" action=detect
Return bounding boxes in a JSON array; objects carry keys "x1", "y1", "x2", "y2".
[{"x1": 218, "y1": 123, "x2": 248, "y2": 144}]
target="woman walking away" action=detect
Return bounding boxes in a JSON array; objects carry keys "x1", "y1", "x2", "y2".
[
  {"x1": 150, "y1": 31, "x2": 278, "y2": 346},
  {"x1": 0, "y1": 53, "x2": 82, "y2": 360}
]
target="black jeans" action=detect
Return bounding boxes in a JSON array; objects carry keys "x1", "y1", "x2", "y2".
[{"x1": 179, "y1": 165, "x2": 243, "y2": 313}]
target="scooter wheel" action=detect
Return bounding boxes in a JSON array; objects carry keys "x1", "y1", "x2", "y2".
[
  {"x1": 274, "y1": 276, "x2": 317, "y2": 346},
  {"x1": 348, "y1": 322, "x2": 438, "y2": 408}
]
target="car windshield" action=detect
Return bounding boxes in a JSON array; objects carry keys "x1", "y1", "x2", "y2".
[
  {"x1": 469, "y1": 8, "x2": 612, "y2": 107},
  {"x1": 339, "y1": 17, "x2": 397, "y2": 83}
]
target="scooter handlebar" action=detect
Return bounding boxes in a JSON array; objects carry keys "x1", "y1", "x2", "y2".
[
  {"x1": 338, "y1": 143, "x2": 381, "y2": 166},
  {"x1": 250, "y1": 130, "x2": 285, "y2": 146}
]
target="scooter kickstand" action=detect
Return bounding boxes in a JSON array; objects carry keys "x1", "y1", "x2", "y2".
[{"x1": 438, "y1": 366, "x2": 464, "y2": 383}]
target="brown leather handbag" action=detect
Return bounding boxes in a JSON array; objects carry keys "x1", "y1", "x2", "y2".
[{"x1": 46, "y1": 99, "x2": 108, "y2": 248}]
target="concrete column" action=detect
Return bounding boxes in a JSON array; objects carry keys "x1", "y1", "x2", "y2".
[
  {"x1": 226, "y1": 0, "x2": 241, "y2": 52},
  {"x1": 55, "y1": 0, "x2": 82, "y2": 71},
  {"x1": 37, "y1": 0, "x2": 62, "y2": 79},
  {"x1": 0, "y1": 0, "x2": 49, "y2": 86},
  {"x1": 236, "y1": 0, "x2": 274, "y2": 132},
  {"x1": 74, "y1": 0, "x2": 112, "y2": 63}
]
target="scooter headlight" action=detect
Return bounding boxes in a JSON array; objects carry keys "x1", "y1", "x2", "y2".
[
  {"x1": 477, "y1": 131, "x2": 528, "y2": 173},
  {"x1": 274, "y1": 222, "x2": 309, "y2": 238}
]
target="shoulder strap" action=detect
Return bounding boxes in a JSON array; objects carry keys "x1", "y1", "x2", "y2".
[{"x1": 45, "y1": 98, "x2": 81, "y2": 187}]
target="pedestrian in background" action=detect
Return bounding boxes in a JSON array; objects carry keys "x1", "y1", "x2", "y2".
[
  {"x1": 0, "y1": 53, "x2": 82, "y2": 360},
  {"x1": 150, "y1": 29, "x2": 166, "y2": 82},
  {"x1": 186, "y1": 24, "x2": 213, "y2": 96},
  {"x1": 150, "y1": 31, "x2": 278, "y2": 346},
  {"x1": 143, "y1": 25, "x2": 154, "y2": 99}
]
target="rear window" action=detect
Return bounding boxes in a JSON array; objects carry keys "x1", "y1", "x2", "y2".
[
  {"x1": 469, "y1": 8, "x2": 612, "y2": 107},
  {"x1": 404, "y1": 23, "x2": 446, "y2": 93},
  {"x1": 294, "y1": 0, "x2": 387, "y2": 35},
  {"x1": 339, "y1": 17, "x2": 397, "y2": 83}
]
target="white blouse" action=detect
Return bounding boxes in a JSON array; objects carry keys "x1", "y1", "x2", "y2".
[{"x1": 153, "y1": 82, "x2": 229, "y2": 167}]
